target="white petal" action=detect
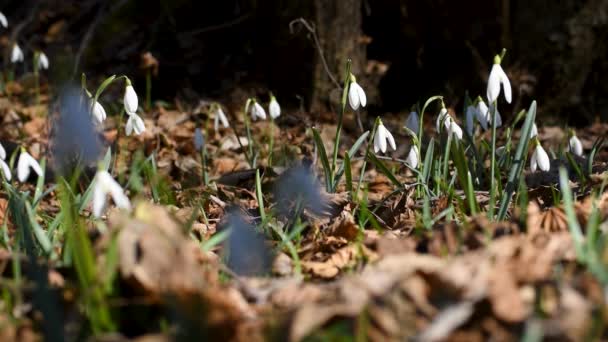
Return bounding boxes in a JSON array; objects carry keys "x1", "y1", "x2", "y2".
[
  {"x1": 269, "y1": 99, "x2": 281, "y2": 119},
  {"x1": 476, "y1": 101, "x2": 489, "y2": 130},
  {"x1": 436, "y1": 108, "x2": 448, "y2": 132},
  {"x1": 131, "y1": 114, "x2": 145, "y2": 135},
  {"x1": 38, "y1": 52, "x2": 49, "y2": 69},
  {"x1": 405, "y1": 111, "x2": 419, "y2": 136},
  {"x1": 92, "y1": 101, "x2": 107, "y2": 123},
  {"x1": 449, "y1": 121, "x2": 463, "y2": 140},
  {"x1": 218, "y1": 108, "x2": 229, "y2": 128},
  {"x1": 384, "y1": 127, "x2": 396, "y2": 151},
  {"x1": 0, "y1": 143, "x2": 5, "y2": 160},
  {"x1": 252, "y1": 102, "x2": 266, "y2": 120},
  {"x1": 17, "y1": 152, "x2": 41, "y2": 182},
  {"x1": 125, "y1": 116, "x2": 134, "y2": 136},
  {"x1": 348, "y1": 83, "x2": 360, "y2": 110},
  {"x1": 465, "y1": 106, "x2": 475, "y2": 136},
  {"x1": 11, "y1": 44, "x2": 23, "y2": 63},
  {"x1": 499, "y1": 67, "x2": 512, "y2": 103},
  {"x1": 92, "y1": 180, "x2": 106, "y2": 218},
  {"x1": 0, "y1": 12, "x2": 8, "y2": 28},
  {"x1": 406, "y1": 145, "x2": 419, "y2": 168},
  {"x1": 529, "y1": 123, "x2": 538, "y2": 138},
  {"x1": 373, "y1": 127, "x2": 383, "y2": 153},
  {"x1": 0, "y1": 159, "x2": 10, "y2": 181},
  {"x1": 124, "y1": 85, "x2": 138, "y2": 114},
  {"x1": 356, "y1": 83, "x2": 367, "y2": 108},
  {"x1": 214, "y1": 114, "x2": 220, "y2": 132},
  {"x1": 569, "y1": 136, "x2": 583, "y2": 156},
  {"x1": 536, "y1": 145, "x2": 550, "y2": 171},
  {"x1": 486, "y1": 64, "x2": 502, "y2": 103},
  {"x1": 530, "y1": 151, "x2": 538, "y2": 172}
]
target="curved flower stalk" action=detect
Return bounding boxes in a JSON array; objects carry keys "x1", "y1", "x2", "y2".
[
  {"x1": 568, "y1": 130, "x2": 583, "y2": 156},
  {"x1": 406, "y1": 144, "x2": 419, "y2": 168},
  {"x1": 348, "y1": 75, "x2": 367, "y2": 110},
  {"x1": 373, "y1": 119, "x2": 396, "y2": 154},
  {"x1": 213, "y1": 105, "x2": 230, "y2": 132},
  {"x1": 405, "y1": 111, "x2": 419, "y2": 136},
  {"x1": 530, "y1": 139, "x2": 550, "y2": 172},
  {"x1": 269, "y1": 94, "x2": 281, "y2": 119},
  {"x1": 487, "y1": 54, "x2": 512, "y2": 104},
  {"x1": 17, "y1": 148, "x2": 43, "y2": 182},
  {"x1": 92, "y1": 169, "x2": 131, "y2": 218},
  {"x1": 125, "y1": 113, "x2": 145, "y2": 136},
  {"x1": 0, "y1": 12, "x2": 8, "y2": 28},
  {"x1": 124, "y1": 79, "x2": 138, "y2": 114},
  {"x1": 11, "y1": 43, "x2": 23, "y2": 63}
]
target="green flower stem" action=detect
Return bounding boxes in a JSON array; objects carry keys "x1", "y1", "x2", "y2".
[
  {"x1": 355, "y1": 118, "x2": 379, "y2": 202},
  {"x1": 330, "y1": 59, "x2": 352, "y2": 189},
  {"x1": 488, "y1": 100, "x2": 498, "y2": 220},
  {"x1": 268, "y1": 116, "x2": 275, "y2": 167}
]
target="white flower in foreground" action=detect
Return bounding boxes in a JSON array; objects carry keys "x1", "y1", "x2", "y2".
[
  {"x1": 92, "y1": 170, "x2": 131, "y2": 218},
  {"x1": 373, "y1": 120, "x2": 396, "y2": 154},
  {"x1": 37, "y1": 52, "x2": 49, "y2": 70},
  {"x1": 0, "y1": 12, "x2": 8, "y2": 28},
  {"x1": 11, "y1": 44, "x2": 23, "y2": 63},
  {"x1": 249, "y1": 101, "x2": 266, "y2": 120},
  {"x1": 465, "y1": 105, "x2": 476, "y2": 136},
  {"x1": 92, "y1": 100, "x2": 107, "y2": 123},
  {"x1": 17, "y1": 150, "x2": 43, "y2": 182},
  {"x1": 447, "y1": 119, "x2": 463, "y2": 140},
  {"x1": 348, "y1": 77, "x2": 367, "y2": 110},
  {"x1": 0, "y1": 142, "x2": 5, "y2": 160},
  {"x1": 529, "y1": 123, "x2": 538, "y2": 139},
  {"x1": 269, "y1": 95, "x2": 281, "y2": 119},
  {"x1": 568, "y1": 132, "x2": 583, "y2": 157},
  {"x1": 530, "y1": 142, "x2": 550, "y2": 172},
  {"x1": 214, "y1": 106, "x2": 229, "y2": 132},
  {"x1": 0, "y1": 159, "x2": 10, "y2": 181},
  {"x1": 406, "y1": 145, "x2": 419, "y2": 168},
  {"x1": 124, "y1": 81, "x2": 138, "y2": 114},
  {"x1": 125, "y1": 113, "x2": 145, "y2": 136},
  {"x1": 405, "y1": 111, "x2": 419, "y2": 136},
  {"x1": 487, "y1": 55, "x2": 512, "y2": 104}
]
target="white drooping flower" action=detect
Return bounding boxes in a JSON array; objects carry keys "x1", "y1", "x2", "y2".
[
  {"x1": 0, "y1": 142, "x2": 10, "y2": 181},
  {"x1": 529, "y1": 123, "x2": 538, "y2": 139},
  {"x1": 269, "y1": 95, "x2": 281, "y2": 119},
  {"x1": 348, "y1": 77, "x2": 367, "y2": 110},
  {"x1": 37, "y1": 52, "x2": 49, "y2": 70},
  {"x1": 0, "y1": 142, "x2": 5, "y2": 160},
  {"x1": 465, "y1": 105, "x2": 476, "y2": 136},
  {"x1": 17, "y1": 150, "x2": 43, "y2": 182},
  {"x1": 92, "y1": 169, "x2": 131, "y2": 218},
  {"x1": 92, "y1": 100, "x2": 107, "y2": 123},
  {"x1": 125, "y1": 113, "x2": 145, "y2": 136},
  {"x1": 530, "y1": 142, "x2": 550, "y2": 172},
  {"x1": 124, "y1": 81, "x2": 138, "y2": 114},
  {"x1": 0, "y1": 12, "x2": 8, "y2": 28},
  {"x1": 487, "y1": 55, "x2": 512, "y2": 104},
  {"x1": 436, "y1": 107, "x2": 449, "y2": 132},
  {"x1": 405, "y1": 111, "x2": 419, "y2": 136},
  {"x1": 568, "y1": 132, "x2": 583, "y2": 156},
  {"x1": 249, "y1": 101, "x2": 266, "y2": 120},
  {"x1": 11, "y1": 44, "x2": 23, "y2": 63},
  {"x1": 406, "y1": 144, "x2": 419, "y2": 168},
  {"x1": 446, "y1": 119, "x2": 463, "y2": 140},
  {"x1": 214, "y1": 106, "x2": 229, "y2": 132},
  {"x1": 436, "y1": 107, "x2": 463, "y2": 140},
  {"x1": 373, "y1": 120, "x2": 396, "y2": 154},
  {"x1": 475, "y1": 99, "x2": 489, "y2": 130}
]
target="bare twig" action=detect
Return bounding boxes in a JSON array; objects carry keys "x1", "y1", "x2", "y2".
[{"x1": 289, "y1": 18, "x2": 341, "y2": 89}]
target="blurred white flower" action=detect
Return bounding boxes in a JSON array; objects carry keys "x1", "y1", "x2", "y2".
[
  {"x1": 92, "y1": 169, "x2": 131, "y2": 218},
  {"x1": 38, "y1": 52, "x2": 49, "y2": 70},
  {"x1": 487, "y1": 55, "x2": 512, "y2": 104},
  {"x1": 530, "y1": 143, "x2": 550, "y2": 172},
  {"x1": 0, "y1": 159, "x2": 10, "y2": 181},
  {"x1": 447, "y1": 119, "x2": 463, "y2": 140},
  {"x1": 405, "y1": 111, "x2": 419, "y2": 136},
  {"x1": 529, "y1": 123, "x2": 538, "y2": 139},
  {"x1": 214, "y1": 106, "x2": 229, "y2": 132},
  {"x1": 124, "y1": 83, "x2": 138, "y2": 114},
  {"x1": 475, "y1": 99, "x2": 489, "y2": 130},
  {"x1": 250, "y1": 101, "x2": 266, "y2": 120},
  {"x1": 11, "y1": 44, "x2": 23, "y2": 63},
  {"x1": 0, "y1": 12, "x2": 8, "y2": 28},
  {"x1": 465, "y1": 105, "x2": 476, "y2": 136},
  {"x1": 269, "y1": 95, "x2": 281, "y2": 119},
  {"x1": 125, "y1": 113, "x2": 145, "y2": 136},
  {"x1": 373, "y1": 121, "x2": 396, "y2": 154},
  {"x1": 568, "y1": 134, "x2": 583, "y2": 157},
  {"x1": 17, "y1": 150, "x2": 43, "y2": 182},
  {"x1": 92, "y1": 100, "x2": 107, "y2": 123},
  {"x1": 406, "y1": 145, "x2": 419, "y2": 168},
  {"x1": 0, "y1": 142, "x2": 5, "y2": 160},
  {"x1": 348, "y1": 78, "x2": 367, "y2": 110}
]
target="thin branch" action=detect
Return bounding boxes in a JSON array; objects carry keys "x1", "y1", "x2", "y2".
[{"x1": 289, "y1": 18, "x2": 341, "y2": 89}]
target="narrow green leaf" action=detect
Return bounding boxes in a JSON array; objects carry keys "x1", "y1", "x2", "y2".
[
  {"x1": 367, "y1": 152, "x2": 402, "y2": 189},
  {"x1": 311, "y1": 127, "x2": 332, "y2": 192}
]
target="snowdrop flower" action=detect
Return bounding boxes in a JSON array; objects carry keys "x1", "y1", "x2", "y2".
[
  {"x1": 213, "y1": 105, "x2": 229, "y2": 132},
  {"x1": 269, "y1": 95, "x2": 281, "y2": 119},
  {"x1": 0, "y1": 143, "x2": 9, "y2": 181},
  {"x1": 405, "y1": 111, "x2": 419, "y2": 136},
  {"x1": 125, "y1": 113, "x2": 145, "y2": 136},
  {"x1": 568, "y1": 130, "x2": 583, "y2": 156},
  {"x1": 0, "y1": 12, "x2": 8, "y2": 28},
  {"x1": 446, "y1": 119, "x2": 463, "y2": 140},
  {"x1": 17, "y1": 149, "x2": 43, "y2": 182},
  {"x1": 0, "y1": 142, "x2": 5, "y2": 160},
  {"x1": 92, "y1": 100, "x2": 107, "y2": 123},
  {"x1": 475, "y1": 99, "x2": 489, "y2": 130},
  {"x1": 530, "y1": 140, "x2": 550, "y2": 172},
  {"x1": 465, "y1": 105, "x2": 476, "y2": 136},
  {"x1": 406, "y1": 144, "x2": 419, "y2": 168},
  {"x1": 373, "y1": 119, "x2": 396, "y2": 154},
  {"x1": 92, "y1": 169, "x2": 131, "y2": 218},
  {"x1": 487, "y1": 54, "x2": 512, "y2": 104},
  {"x1": 124, "y1": 79, "x2": 138, "y2": 114},
  {"x1": 11, "y1": 44, "x2": 23, "y2": 63},
  {"x1": 37, "y1": 52, "x2": 49, "y2": 70},
  {"x1": 248, "y1": 100, "x2": 266, "y2": 121},
  {"x1": 436, "y1": 107, "x2": 449, "y2": 132},
  {"x1": 348, "y1": 75, "x2": 367, "y2": 110},
  {"x1": 529, "y1": 123, "x2": 538, "y2": 139}
]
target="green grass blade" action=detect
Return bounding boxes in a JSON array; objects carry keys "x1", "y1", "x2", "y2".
[
  {"x1": 311, "y1": 127, "x2": 332, "y2": 192},
  {"x1": 367, "y1": 152, "x2": 402, "y2": 189}
]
